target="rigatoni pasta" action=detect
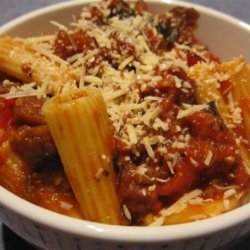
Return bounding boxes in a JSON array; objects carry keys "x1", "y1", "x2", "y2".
[
  {"x1": 189, "y1": 57, "x2": 250, "y2": 175},
  {"x1": 0, "y1": 36, "x2": 75, "y2": 95},
  {"x1": 43, "y1": 88, "x2": 123, "y2": 225}
]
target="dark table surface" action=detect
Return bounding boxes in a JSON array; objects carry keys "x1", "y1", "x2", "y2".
[{"x1": 0, "y1": 0, "x2": 250, "y2": 249}]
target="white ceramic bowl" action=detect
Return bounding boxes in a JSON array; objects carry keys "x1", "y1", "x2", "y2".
[{"x1": 0, "y1": 1, "x2": 250, "y2": 250}]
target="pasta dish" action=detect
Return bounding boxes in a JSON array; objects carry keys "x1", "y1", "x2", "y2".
[{"x1": 0, "y1": 0, "x2": 250, "y2": 226}]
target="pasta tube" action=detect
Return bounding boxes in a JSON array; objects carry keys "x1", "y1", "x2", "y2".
[
  {"x1": 43, "y1": 88, "x2": 123, "y2": 225},
  {"x1": 189, "y1": 58, "x2": 250, "y2": 173},
  {"x1": 220, "y1": 58, "x2": 250, "y2": 143},
  {"x1": 0, "y1": 140, "x2": 32, "y2": 196},
  {"x1": 0, "y1": 36, "x2": 75, "y2": 94}
]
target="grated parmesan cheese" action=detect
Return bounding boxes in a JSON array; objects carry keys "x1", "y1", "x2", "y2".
[
  {"x1": 50, "y1": 20, "x2": 68, "y2": 31},
  {"x1": 149, "y1": 189, "x2": 202, "y2": 226},
  {"x1": 95, "y1": 168, "x2": 104, "y2": 180},
  {"x1": 204, "y1": 150, "x2": 213, "y2": 166},
  {"x1": 122, "y1": 204, "x2": 132, "y2": 221},
  {"x1": 143, "y1": 137, "x2": 155, "y2": 159},
  {"x1": 177, "y1": 104, "x2": 209, "y2": 119},
  {"x1": 223, "y1": 188, "x2": 237, "y2": 199},
  {"x1": 59, "y1": 201, "x2": 73, "y2": 210}
]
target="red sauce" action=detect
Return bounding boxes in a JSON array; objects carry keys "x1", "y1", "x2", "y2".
[
  {"x1": 54, "y1": 30, "x2": 96, "y2": 59},
  {"x1": 186, "y1": 51, "x2": 204, "y2": 66},
  {"x1": 0, "y1": 98, "x2": 14, "y2": 130},
  {"x1": 219, "y1": 79, "x2": 232, "y2": 100}
]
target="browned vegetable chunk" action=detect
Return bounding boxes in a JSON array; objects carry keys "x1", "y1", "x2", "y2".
[
  {"x1": 13, "y1": 97, "x2": 46, "y2": 126},
  {"x1": 10, "y1": 125, "x2": 57, "y2": 166}
]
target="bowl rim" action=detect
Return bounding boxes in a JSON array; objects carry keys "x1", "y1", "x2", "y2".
[
  {"x1": 0, "y1": 0, "x2": 250, "y2": 243},
  {"x1": 1, "y1": 186, "x2": 250, "y2": 243}
]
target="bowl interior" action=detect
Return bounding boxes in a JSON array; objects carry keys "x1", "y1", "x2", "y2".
[{"x1": 0, "y1": 0, "x2": 250, "y2": 245}]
